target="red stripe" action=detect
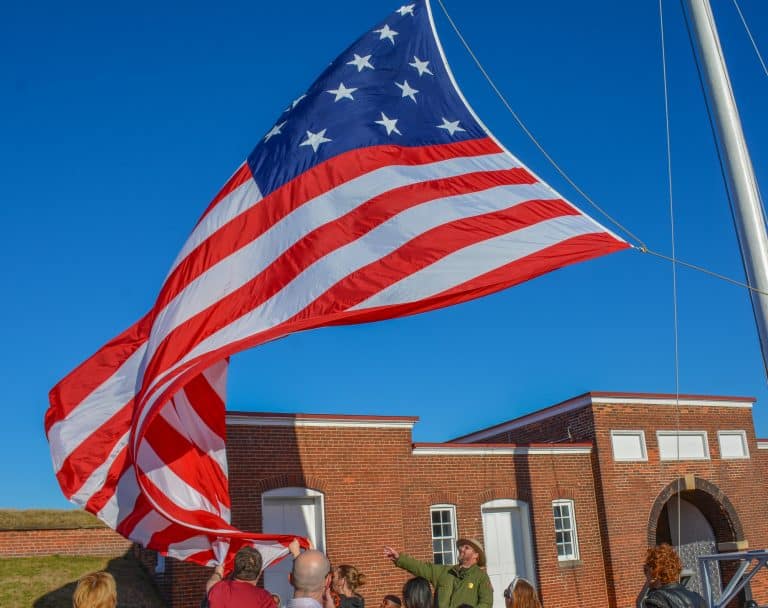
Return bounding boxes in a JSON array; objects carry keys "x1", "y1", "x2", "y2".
[
  {"x1": 137, "y1": 167, "x2": 531, "y2": 388},
  {"x1": 83, "y1": 447, "x2": 131, "y2": 515},
  {"x1": 55, "y1": 401, "x2": 133, "y2": 498},
  {"x1": 296, "y1": 199, "x2": 581, "y2": 318},
  {"x1": 46, "y1": 314, "x2": 150, "y2": 433},
  {"x1": 196, "y1": 163, "x2": 254, "y2": 226},
  {"x1": 116, "y1": 490, "x2": 155, "y2": 539},
  {"x1": 142, "y1": 413, "x2": 230, "y2": 507},
  {"x1": 155, "y1": 138, "x2": 501, "y2": 316},
  {"x1": 181, "y1": 373, "x2": 227, "y2": 439}
]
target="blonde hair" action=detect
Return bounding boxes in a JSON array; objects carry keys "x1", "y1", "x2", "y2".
[
  {"x1": 335, "y1": 565, "x2": 367, "y2": 593},
  {"x1": 73, "y1": 571, "x2": 117, "y2": 608}
]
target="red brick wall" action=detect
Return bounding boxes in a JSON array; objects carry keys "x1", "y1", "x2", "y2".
[
  {"x1": 0, "y1": 528, "x2": 132, "y2": 557},
  {"x1": 588, "y1": 402, "x2": 768, "y2": 608},
  {"x1": 475, "y1": 405, "x2": 595, "y2": 445}
]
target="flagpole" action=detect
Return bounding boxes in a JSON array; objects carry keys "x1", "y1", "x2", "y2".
[{"x1": 685, "y1": 0, "x2": 768, "y2": 380}]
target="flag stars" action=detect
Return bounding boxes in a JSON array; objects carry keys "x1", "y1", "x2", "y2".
[
  {"x1": 264, "y1": 121, "x2": 287, "y2": 142},
  {"x1": 374, "y1": 24, "x2": 399, "y2": 44},
  {"x1": 326, "y1": 82, "x2": 358, "y2": 102},
  {"x1": 347, "y1": 53, "x2": 374, "y2": 72},
  {"x1": 300, "y1": 128, "x2": 332, "y2": 152},
  {"x1": 409, "y1": 56, "x2": 433, "y2": 76},
  {"x1": 396, "y1": 4, "x2": 416, "y2": 16},
  {"x1": 375, "y1": 112, "x2": 401, "y2": 136},
  {"x1": 395, "y1": 80, "x2": 419, "y2": 103},
  {"x1": 286, "y1": 94, "x2": 307, "y2": 112},
  {"x1": 437, "y1": 118, "x2": 466, "y2": 136}
]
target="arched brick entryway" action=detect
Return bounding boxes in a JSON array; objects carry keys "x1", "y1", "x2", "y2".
[{"x1": 647, "y1": 477, "x2": 748, "y2": 605}]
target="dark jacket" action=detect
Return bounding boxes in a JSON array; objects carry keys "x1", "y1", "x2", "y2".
[
  {"x1": 340, "y1": 595, "x2": 364, "y2": 608},
  {"x1": 394, "y1": 554, "x2": 493, "y2": 608},
  {"x1": 643, "y1": 583, "x2": 707, "y2": 608}
]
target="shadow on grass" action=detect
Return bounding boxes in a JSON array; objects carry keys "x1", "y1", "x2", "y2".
[{"x1": 32, "y1": 550, "x2": 166, "y2": 608}]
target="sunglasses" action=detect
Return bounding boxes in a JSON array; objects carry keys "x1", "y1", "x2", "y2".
[{"x1": 503, "y1": 576, "x2": 533, "y2": 600}]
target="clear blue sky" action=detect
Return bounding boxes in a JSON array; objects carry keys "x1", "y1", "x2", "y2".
[{"x1": 2, "y1": 0, "x2": 767, "y2": 509}]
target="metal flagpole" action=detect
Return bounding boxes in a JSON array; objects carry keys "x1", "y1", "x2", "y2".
[{"x1": 685, "y1": 0, "x2": 768, "y2": 380}]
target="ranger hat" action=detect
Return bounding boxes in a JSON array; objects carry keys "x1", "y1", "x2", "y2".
[{"x1": 456, "y1": 537, "x2": 486, "y2": 567}]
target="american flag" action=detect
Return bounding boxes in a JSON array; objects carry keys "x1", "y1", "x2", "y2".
[{"x1": 45, "y1": 0, "x2": 628, "y2": 567}]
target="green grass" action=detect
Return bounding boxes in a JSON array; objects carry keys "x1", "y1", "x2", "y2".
[
  {"x1": 0, "y1": 554, "x2": 167, "y2": 607},
  {"x1": 0, "y1": 509, "x2": 105, "y2": 530}
]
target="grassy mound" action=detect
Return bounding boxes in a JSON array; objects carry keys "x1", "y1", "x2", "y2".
[{"x1": 0, "y1": 509, "x2": 105, "y2": 530}]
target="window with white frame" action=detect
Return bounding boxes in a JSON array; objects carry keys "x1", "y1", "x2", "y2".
[
  {"x1": 657, "y1": 431, "x2": 709, "y2": 461},
  {"x1": 552, "y1": 500, "x2": 579, "y2": 561},
  {"x1": 718, "y1": 430, "x2": 749, "y2": 459},
  {"x1": 431, "y1": 505, "x2": 457, "y2": 565},
  {"x1": 610, "y1": 430, "x2": 648, "y2": 461}
]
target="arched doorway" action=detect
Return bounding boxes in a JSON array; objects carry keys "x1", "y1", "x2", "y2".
[{"x1": 648, "y1": 478, "x2": 747, "y2": 604}]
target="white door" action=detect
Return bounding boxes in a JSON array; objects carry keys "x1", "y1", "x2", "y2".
[
  {"x1": 481, "y1": 500, "x2": 536, "y2": 608},
  {"x1": 262, "y1": 488, "x2": 325, "y2": 606}
]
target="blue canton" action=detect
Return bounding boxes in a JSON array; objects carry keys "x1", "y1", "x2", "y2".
[{"x1": 247, "y1": 1, "x2": 485, "y2": 197}]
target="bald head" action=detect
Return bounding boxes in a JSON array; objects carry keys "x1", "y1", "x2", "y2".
[{"x1": 291, "y1": 550, "x2": 331, "y2": 597}]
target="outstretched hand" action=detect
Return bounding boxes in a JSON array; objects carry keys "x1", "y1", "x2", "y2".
[{"x1": 383, "y1": 545, "x2": 399, "y2": 561}]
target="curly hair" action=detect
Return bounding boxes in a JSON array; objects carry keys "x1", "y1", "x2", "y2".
[
  {"x1": 335, "y1": 564, "x2": 367, "y2": 593},
  {"x1": 73, "y1": 571, "x2": 116, "y2": 608},
  {"x1": 644, "y1": 544, "x2": 683, "y2": 585}
]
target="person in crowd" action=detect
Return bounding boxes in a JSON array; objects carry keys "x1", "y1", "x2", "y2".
[
  {"x1": 402, "y1": 577, "x2": 433, "y2": 608},
  {"x1": 641, "y1": 544, "x2": 706, "y2": 608},
  {"x1": 384, "y1": 538, "x2": 492, "y2": 608},
  {"x1": 333, "y1": 565, "x2": 367, "y2": 608},
  {"x1": 503, "y1": 576, "x2": 541, "y2": 608},
  {"x1": 205, "y1": 546, "x2": 274, "y2": 608},
  {"x1": 72, "y1": 571, "x2": 117, "y2": 608},
  {"x1": 287, "y1": 549, "x2": 335, "y2": 608},
  {"x1": 380, "y1": 594, "x2": 402, "y2": 608}
]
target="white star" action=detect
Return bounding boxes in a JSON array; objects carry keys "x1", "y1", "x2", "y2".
[
  {"x1": 437, "y1": 117, "x2": 466, "y2": 136},
  {"x1": 396, "y1": 4, "x2": 416, "y2": 16},
  {"x1": 375, "y1": 112, "x2": 401, "y2": 136},
  {"x1": 374, "y1": 24, "x2": 399, "y2": 45},
  {"x1": 286, "y1": 94, "x2": 307, "y2": 112},
  {"x1": 347, "y1": 53, "x2": 374, "y2": 72},
  {"x1": 326, "y1": 82, "x2": 358, "y2": 102},
  {"x1": 300, "y1": 128, "x2": 332, "y2": 152},
  {"x1": 264, "y1": 121, "x2": 287, "y2": 142},
  {"x1": 409, "y1": 56, "x2": 433, "y2": 76},
  {"x1": 395, "y1": 80, "x2": 419, "y2": 103}
]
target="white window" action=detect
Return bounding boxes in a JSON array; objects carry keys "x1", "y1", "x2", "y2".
[
  {"x1": 718, "y1": 430, "x2": 749, "y2": 459},
  {"x1": 610, "y1": 430, "x2": 647, "y2": 461},
  {"x1": 657, "y1": 431, "x2": 710, "y2": 460},
  {"x1": 552, "y1": 500, "x2": 579, "y2": 561},
  {"x1": 431, "y1": 505, "x2": 457, "y2": 565}
]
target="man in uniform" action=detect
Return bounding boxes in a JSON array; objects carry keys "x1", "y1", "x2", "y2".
[{"x1": 383, "y1": 538, "x2": 493, "y2": 608}]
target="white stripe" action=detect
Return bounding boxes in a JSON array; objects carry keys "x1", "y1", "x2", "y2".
[
  {"x1": 165, "y1": 535, "x2": 214, "y2": 561},
  {"x1": 138, "y1": 152, "x2": 517, "y2": 384},
  {"x1": 137, "y1": 441, "x2": 220, "y2": 515},
  {"x1": 128, "y1": 509, "x2": 172, "y2": 546},
  {"x1": 97, "y1": 467, "x2": 140, "y2": 529},
  {"x1": 132, "y1": 182, "x2": 561, "y2": 433},
  {"x1": 162, "y1": 390, "x2": 228, "y2": 474},
  {"x1": 48, "y1": 343, "x2": 146, "y2": 473},
  {"x1": 68, "y1": 433, "x2": 129, "y2": 507},
  {"x1": 169, "y1": 174, "x2": 263, "y2": 275},
  {"x1": 353, "y1": 214, "x2": 604, "y2": 309},
  {"x1": 202, "y1": 359, "x2": 228, "y2": 402}
]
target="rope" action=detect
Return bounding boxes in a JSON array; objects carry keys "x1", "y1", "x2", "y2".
[
  {"x1": 731, "y1": 0, "x2": 768, "y2": 78},
  {"x1": 658, "y1": 0, "x2": 683, "y2": 554},
  {"x1": 433, "y1": 0, "x2": 648, "y2": 250}
]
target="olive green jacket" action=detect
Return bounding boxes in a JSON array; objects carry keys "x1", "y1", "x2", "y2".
[{"x1": 394, "y1": 554, "x2": 493, "y2": 608}]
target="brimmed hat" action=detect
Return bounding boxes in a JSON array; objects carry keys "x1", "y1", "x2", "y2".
[{"x1": 456, "y1": 537, "x2": 486, "y2": 567}]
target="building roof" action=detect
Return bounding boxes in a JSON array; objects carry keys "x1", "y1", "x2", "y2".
[{"x1": 226, "y1": 411, "x2": 418, "y2": 429}]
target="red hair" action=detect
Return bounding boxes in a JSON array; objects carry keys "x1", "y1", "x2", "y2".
[{"x1": 644, "y1": 544, "x2": 683, "y2": 585}]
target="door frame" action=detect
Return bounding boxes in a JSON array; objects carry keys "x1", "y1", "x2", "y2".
[{"x1": 481, "y1": 498, "x2": 538, "y2": 589}]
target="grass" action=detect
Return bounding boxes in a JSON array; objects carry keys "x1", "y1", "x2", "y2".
[
  {"x1": 0, "y1": 554, "x2": 167, "y2": 607},
  {"x1": 0, "y1": 509, "x2": 105, "y2": 530}
]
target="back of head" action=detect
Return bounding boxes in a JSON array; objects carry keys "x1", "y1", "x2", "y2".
[
  {"x1": 402, "y1": 577, "x2": 432, "y2": 608},
  {"x1": 73, "y1": 571, "x2": 116, "y2": 608},
  {"x1": 292, "y1": 550, "x2": 331, "y2": 595},
  {"x1": 336, "y1": 564, "x2": 367, "y2": 593},
  {"x1": 644, "y1": 543, "x2": 683, "y2": 585},
  {"x1": 234, "y1": 546, "x2": 264, "y2": 581},
  {"x1": 504, "y1": 577, "x2": 541, "y2": 608}
]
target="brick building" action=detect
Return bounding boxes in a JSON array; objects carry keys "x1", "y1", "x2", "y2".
[{"x1": 148, "y1": 392, "x2": 768, "y2": 608}]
